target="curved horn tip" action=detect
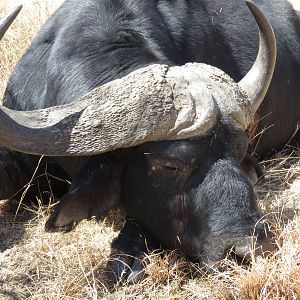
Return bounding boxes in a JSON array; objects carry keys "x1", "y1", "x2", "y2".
[
  {"x1": 239, "y1": 0, "x2": 277, "y2": 125},
  {"x1": 0, "y1": 5, "x2": 23, "y2": 39},
  {"x1": 6, "y1": 5, "x2": 23, "y2": 16},
  {"x1": 2, "y1": 5, "x2": 23, "y2": 20},
  {"x1": 12, "y1": 5, "x2": 23, "y2": 13}
]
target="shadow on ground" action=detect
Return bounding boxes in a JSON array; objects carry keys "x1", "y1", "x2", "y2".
[{"x1": 0, "y1": 200, "x2": 35, "y2": 252}]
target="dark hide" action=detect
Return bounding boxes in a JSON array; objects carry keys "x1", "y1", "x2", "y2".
[
  {"x1": 121, "y1": 124, "x2": 263, "y2": 261},
  {"x1": 2, "y1": 0, "x2": 299, "y2": 281}
]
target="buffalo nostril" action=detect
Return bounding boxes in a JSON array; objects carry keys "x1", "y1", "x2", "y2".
[
  {"x1": 225, "y1": 236, "x2": 254, "y2": 261},
  {"x1": 254, "y1": 222, "x2": 269, "y2": 240},
  {"x1": 254, "y1": 222, "x2": 276, "y2": 255},
  {"x1": 232, "y1": 223, "x2": 275, "y2": 260},
  {"x1": 233, "y1": 239, "x2": 275, "y2": 260},
  {"x1": 233, "y1": 241, "x2": 274, "y2": 259},
  {"x1": 254, "y1": 239, "x2": 276, "y2": 256},
  {"x1": 234, "y1": 244, "x2": 252, "y2": 260}
]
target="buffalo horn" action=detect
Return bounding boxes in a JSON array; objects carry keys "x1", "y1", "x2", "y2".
[
  {"x1": 0, "y1": 2, "x2": 276, "y2": 156},
  {"x1": 0, "y1": 5, "x2": 22, "y2": 40},
  {"x1": 0, "y1": 63, "x2": 218, "y2": 156},
  {"x1": 238, "y1": 2, "x2": 276, "y2": 124}
]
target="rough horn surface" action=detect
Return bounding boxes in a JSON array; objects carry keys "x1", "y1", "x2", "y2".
[{"x1": 0, "y1": 63, "x2": 250, "y2": 156}]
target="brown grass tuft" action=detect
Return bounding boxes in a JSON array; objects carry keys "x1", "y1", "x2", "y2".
[{"x1": 230, "y1": 217, "x2": 300, "y2": 300}]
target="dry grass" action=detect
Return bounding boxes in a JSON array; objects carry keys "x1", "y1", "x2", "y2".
[
  {"x1": 1, "y1": 1, "x2": 300, "y2": 299},
  {"x1": 0, "y1": 0, "x2": 63, "y2": 97}
]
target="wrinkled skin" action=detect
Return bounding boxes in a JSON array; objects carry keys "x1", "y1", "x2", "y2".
[{"x1": 2, "y1": 0, "x2": 298, "y2": 282}]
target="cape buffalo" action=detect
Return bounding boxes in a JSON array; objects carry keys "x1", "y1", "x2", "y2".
[{"x1": 0, "y1": 0, "x2": 298, "y2": 282}]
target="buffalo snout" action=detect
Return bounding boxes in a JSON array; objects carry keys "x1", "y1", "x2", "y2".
[{"x1": 232, "y1": 222, "x2": 275, "y2": 261}]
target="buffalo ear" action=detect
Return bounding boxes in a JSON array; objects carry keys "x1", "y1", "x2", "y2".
[{"x1": 45, "y1": 156, "x2": 123, "y2": 232}]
